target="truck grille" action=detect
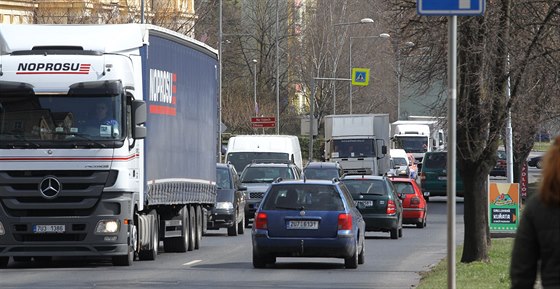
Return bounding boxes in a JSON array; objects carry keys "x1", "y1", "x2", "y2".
[{"x1": 0, "y1": 170, "x2": 115, "y2": 217}]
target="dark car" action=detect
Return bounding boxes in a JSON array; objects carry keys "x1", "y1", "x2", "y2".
[
  {"x1": 490, "y1": 150, "x2": 507, "y2": 177},
  {"x1": 340, "y1": 175, "x2": 403, "y2": 239},
  {"x1": 389, "y1": 177, "x2": 427, "y2": 228},
  {"x1": 527, "y1": 155, "x2": 543, "y2": 169},
  {"x1": 206, "y1": 163, "x2": 247, "y2": 236},
  {"x1": 303, "y1": 161, "x2": 344, "y2": 180},
  {"x1": 252, "y1": 179, "x2": 365, "y2": 269},
  {"x1": 419, "y1": 151, "x2": 464, "y2": 202},
  {"x1": 240, "y1": 161, "x2": 302, "y2": 224}
]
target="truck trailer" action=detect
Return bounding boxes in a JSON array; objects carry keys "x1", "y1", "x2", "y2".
[
  {"x1": 0, "y1": 24, "x2": 218, "y2": 267},
  {"x1": 324, "y1": 114, "x2": 390, "y2": 176}
]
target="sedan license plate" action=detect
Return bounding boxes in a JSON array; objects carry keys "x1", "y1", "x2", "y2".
[
  {"x1": 33, "y1": 225, "x2": 65, "y2": 234},
  {"x1": 438, "y1": 176, "x2": 447, "y2": 180},
  {"x1": 358, "y1": 200, "x2": 374, "y2": 207},
  {"x1": 286, "y1": 220, "x2": 318, "y2": 230}
]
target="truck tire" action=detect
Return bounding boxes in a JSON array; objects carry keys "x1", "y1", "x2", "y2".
[
  {"x1": 139, "y1": 210, "x2": 158, "y2": 261},
  {"x1": 163, "y1": 206, "x2": 189, "y2": 253},
  {"x1": 0, "y1": 257, "x2": 8, "y2": 268},
  {"x1": 194, "y1": 205, "x2": 202, "y2": 249},
  {"x1": 113, "y1": 218, "x2": 136, "y2": 266},
  {"x1": 187, "y1": 206, "x2": 196, "y2": 251}
]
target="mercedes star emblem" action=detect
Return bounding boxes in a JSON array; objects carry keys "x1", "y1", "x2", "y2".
[{"x1": 39, "y1": 176, "x2": 62, "y2": 199}]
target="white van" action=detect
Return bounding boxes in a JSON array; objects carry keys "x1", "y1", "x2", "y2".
[
  {"x1": 389, "y1": 149, "x2": 411, "y2": 177},
  {"x1": 224, "y1": 135, "x2": 303, "y2": 173}
]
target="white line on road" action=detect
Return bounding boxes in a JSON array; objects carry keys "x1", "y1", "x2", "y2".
[{"x1": 182, "y1": 260, "x2": 202, "y2": 266}]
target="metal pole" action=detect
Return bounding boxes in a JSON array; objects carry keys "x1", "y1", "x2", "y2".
[
  {"x1": 309, "y1": 78, "x2": 315, "y2": 162},
  {"x1": 506, "y1": 54, "x2": 514, "y2": 183},
  {"x1": 333, "y1": 82, "x2": 337, "y2": 115},
  {"x1": 447, "y1": 15, "x2": 457, "y2": 289},
  {"x1": 396, "y1": 43, "x2": 401, "y2": 120},
  {"x1": 349, "y1": 39, "x2": 353, "y2": 114},
  {"x1": 253, "y1": 60, "x2": 258, "y2": 117},
  {"x1": 275, "y1": 0, "x2": 280, "y2": 134},
  {"x1": 217, "y1": 0, "x2": 222, "y2": 162},
  {"x1": 140, "y1": 0, "x2": 144, "y2": 23}
]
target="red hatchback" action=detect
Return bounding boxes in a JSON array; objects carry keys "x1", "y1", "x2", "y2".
[{"x1": 389, "y1": 178, "x2": 427, "y2": 228}]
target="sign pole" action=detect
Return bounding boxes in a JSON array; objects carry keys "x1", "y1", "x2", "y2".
[{"x1": 447, "y1": 15, "x2": 457, "y2": 289}]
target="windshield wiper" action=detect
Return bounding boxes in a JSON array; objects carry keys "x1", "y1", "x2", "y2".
[
  {"x1": 0, "y1": 133, "x2": 42, "y2": 148},
  {"x1": 55, "y1": 132, "x2": 107, "y2": 148}
]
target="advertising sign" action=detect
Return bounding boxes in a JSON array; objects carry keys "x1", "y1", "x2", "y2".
[{"x1": 488, "y1": 183, "x2": 519, "y2": 232}]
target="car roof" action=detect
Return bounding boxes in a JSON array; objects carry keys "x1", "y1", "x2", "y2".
[
  {"x1": 245, "y1": 162, "x2": 296, "y2": 168},
  {"x1": 304, "y1": 162, "x2": 340, "y2": 169},
  {"x1": 388, "y1": 177, "x2": 413, "y2": 183},
  {"x1": 216, "y1": 163, "x2": 230, "y2": 168},
  {"x1": 271, "y1": 179, "x2": 338, "y2": 186},
  {"x1": 341, "y1": 175, "x2": 385, "y2": 180}
]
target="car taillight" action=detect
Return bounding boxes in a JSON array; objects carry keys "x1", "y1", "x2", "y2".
[
  {"x1": 410, "y1": 197, "x2": 420, "y2": 207},
  {"x1": 255, "y1": 212, "x2": 268, "y2": 229},
  {"x1": 338, "y1": 213, "x2": 352, "y2": 230},
  {"x1": 386, "y1": 200, "x2": 397, "y2": 215}
]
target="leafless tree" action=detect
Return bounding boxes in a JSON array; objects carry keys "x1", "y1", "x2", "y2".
[{"x1": 392, "y1": 0, "x2": 560, "y2": 262}]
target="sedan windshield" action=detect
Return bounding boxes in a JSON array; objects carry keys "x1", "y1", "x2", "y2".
[{"x1": 241, "y1": 167, "x2": 295, "y2": 183}]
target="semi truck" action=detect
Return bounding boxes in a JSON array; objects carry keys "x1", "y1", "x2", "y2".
[
  {"x1": 324, "y1": 114, "x2": 390, "y2": 176},
  {"x1": 390, "y1": 117, "x2": 446, "y2": 163},
  {"x1": 0, "y1": 24, "x2": 218, "y2": 267}
]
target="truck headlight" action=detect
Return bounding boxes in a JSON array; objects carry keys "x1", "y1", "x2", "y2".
[
  {"x1": 216, "y1": 202, "x2": 234, "y2": 210},
  {"x1": 95, "y1": 220, "x2": 120, "y2": 234},
  {"x1": 0, "y1": 221, "x2": 4, "y2": 235}
]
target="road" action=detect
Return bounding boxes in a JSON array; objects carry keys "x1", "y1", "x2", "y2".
[{"x1": 0, "y1": 200, "x2": 464, "y2": 289}]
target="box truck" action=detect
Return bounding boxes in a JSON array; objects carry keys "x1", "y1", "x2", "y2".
[
  {"x1": 324, "y1": 114, "x2": 390, "y2": 176},
  {"x1": 0, "y1": 24, "x2": 218, "y2": 267}
]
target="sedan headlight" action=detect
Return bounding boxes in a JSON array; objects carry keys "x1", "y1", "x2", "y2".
[
  {"x1": 95, "y1": 219, "x2": 120, "y2": 234},
  {"x1": 0, "y1": 221, "x2": 5, "y2": 235},
  {"x1": 216, "y1": 202, "x2": 234, "y2": 210}
]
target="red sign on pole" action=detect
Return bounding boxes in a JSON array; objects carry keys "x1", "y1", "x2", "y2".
[{"x1": 251, "y1": 116, "x2": 276, "y2": 128}]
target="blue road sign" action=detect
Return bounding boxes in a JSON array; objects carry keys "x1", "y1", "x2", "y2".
[{"x1": 417, "y1": 0, "x2": 485, "y2": 16}]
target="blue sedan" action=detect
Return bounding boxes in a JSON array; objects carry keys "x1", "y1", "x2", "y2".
[{"x1": 251, "y1": 179, "x2": 365, "y2": 269}]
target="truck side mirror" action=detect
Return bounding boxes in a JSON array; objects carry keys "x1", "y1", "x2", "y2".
[
  {"x1": 132, "y1": 100, "x2": 147, "y2": 139},
  {"x1": 381, "y1": 145, "x2": 387, "y2": 155}
]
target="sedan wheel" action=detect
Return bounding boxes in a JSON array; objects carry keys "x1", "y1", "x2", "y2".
[{"x1": 344, "y1": 239, "x2": 359, "y2": 269}]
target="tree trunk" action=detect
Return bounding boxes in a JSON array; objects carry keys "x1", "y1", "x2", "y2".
[{"x1": 460, "y1": 164, "x2": 491, "y2": 263}]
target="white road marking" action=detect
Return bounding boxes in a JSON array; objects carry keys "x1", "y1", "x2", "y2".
[{"x1": 182, "y1": 259, "x2": 202, "y2": 266}]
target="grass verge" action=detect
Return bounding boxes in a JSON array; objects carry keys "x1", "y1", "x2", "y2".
[{"x1": 417, "y1": 238, "x2": 514, "y2": 289}]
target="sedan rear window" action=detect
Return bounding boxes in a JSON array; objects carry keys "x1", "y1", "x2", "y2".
[
  {"x1": 341, "y1": 179, "x2": 386, "y2": 198},
  {"x1": 392, "y1": 182, "x2": 414, "y2": 195},
  {"x1": 262, "y1": 185, "x2": 344, "y2": 211}
]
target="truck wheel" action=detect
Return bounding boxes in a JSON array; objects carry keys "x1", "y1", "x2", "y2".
[
  {"x1": 0, "y1": 257, "x2": 9, "y2": 268},
  {"x1": 113, "y1": 219, "x2": 136, "y2": 266},
  {"x1": 139, "y1": 210, "x2": 158, "y2": 260},
  {"x1": 202, "y1": 208, "x2": 208, "y2": 236},
  {"x1": 188, "y1": 206, "x2": 196, "y2": 251},
  {"x1": 163, "y1": 206, "x2": 189, "y2": 253},
  {"x1": 194, "y1": 205, "x2": 202, "y2": 249}
]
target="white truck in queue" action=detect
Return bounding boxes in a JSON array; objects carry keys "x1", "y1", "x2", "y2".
[
  {"x1": 324, "y1": 114, "x2": 390, "y2": 176},
  {"x1": 0, "y1": 24, "x2": 218, "y2": 267},
  {"x1": 390, "y1": 117, "x2": 446, "y2": 163}
]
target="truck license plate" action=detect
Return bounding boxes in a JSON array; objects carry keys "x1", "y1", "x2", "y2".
[
  {"x1": 33, "y1": 225, "x2": 65, "y2": 234},
  {"x1": 286, "y1": 220, "x2": 318, "y2": 230}
]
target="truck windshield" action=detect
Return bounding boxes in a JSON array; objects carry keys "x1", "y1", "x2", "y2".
[
  {"x1": 331, "y1": 139, "x2": 375, "y2": 158},
  {"x1": 0, "y1": 93, "x2": 124, "y2": 148},
  {"x1": 226, "y1": 152, "x2": 289, "y2": 173},
  {"x1": 394, "y1": 136, "x2": 428, "y2": 153}
]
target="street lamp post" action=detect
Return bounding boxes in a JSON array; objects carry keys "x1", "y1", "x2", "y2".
[
  {"x1": 332, "y1": 18, "x2": 375, "y2": 114},
  {"x1": 348, "y1": 33, "x2": 390, "y2": 114},
  {"x1": 396, "y1": 41, "x2": 414, "y2": 120},
  {"x1": 252, "y1": 59, "x2": 258, "y2": 117}
]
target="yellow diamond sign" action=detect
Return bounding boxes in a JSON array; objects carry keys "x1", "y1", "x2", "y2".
[{"x1": 352, "y1": 68, "x2": 370, "y2": 86}]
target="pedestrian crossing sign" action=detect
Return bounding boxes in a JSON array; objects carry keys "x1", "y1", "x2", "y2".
[{"x1": 352, "y1": 68, "x2": 370, "y2": 86}]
